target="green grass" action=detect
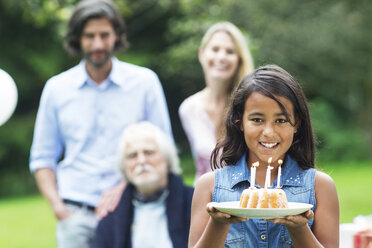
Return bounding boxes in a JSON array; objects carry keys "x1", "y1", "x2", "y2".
[
  {"x1": 0, "y1": 160, "x2": 371, "y2": 247},
  {"x1": 0, "y1": 195, "x2": 56, "y2": 248},
  {"x1": 318, "y1": 161, "x2": 372, "y2": 223}
]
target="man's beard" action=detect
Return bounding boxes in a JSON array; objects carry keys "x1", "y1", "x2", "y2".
[
  {"x1": 84, "y1": 50, "x2": 112, "y2": 68},
  {"x1": 130, "y1": 164, "x2": 161, "y2": 193},
  {"x1": 132, "y1": 164, "x2": 156, "y2": 177}
]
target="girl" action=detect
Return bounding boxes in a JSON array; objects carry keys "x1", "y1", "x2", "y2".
[
  {"x1": 179, "y1": 22, "x2": 254, "y2": 181},
  {"x1": 188, "y1": 65, "x2": 339, "y2": 247}
]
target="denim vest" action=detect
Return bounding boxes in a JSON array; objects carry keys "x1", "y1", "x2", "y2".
[{"x1": 213, "y1": 154, "x2": 316, "y2": 248}]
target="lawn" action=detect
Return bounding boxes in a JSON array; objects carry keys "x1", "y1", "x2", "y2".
[
  {"x1": 320, "y1": 161, "x2": 372, "y2": 223},
  {"x1": 0, "y1": 194, "x2": 56, "y2": 248},
  {"x1": 0, "y1": 160, "x2": 371, "y2": 247}
]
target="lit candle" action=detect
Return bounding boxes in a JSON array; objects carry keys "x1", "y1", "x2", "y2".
[
  {"x1": 268, "y1": 157, "x2": 272, "y2": 164},
  {"x1": 265, "y1": 157, "x2": 273, "y2": 188},
  {"x1": 250, "y1": 162, "x2": 259, "y2": 189},
  {"x1": 277, "y1": 159, "x2": 283, "y2": 188},
  {"x1": 265, "y1": 163, "x2": 274, "y2": 189}
]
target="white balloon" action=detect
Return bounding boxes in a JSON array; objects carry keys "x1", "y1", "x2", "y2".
[{"x1": 0, "y1": 69, "x2": 18, "y2": 126}]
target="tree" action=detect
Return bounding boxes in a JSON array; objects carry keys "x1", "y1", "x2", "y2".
[{"x1": 0, "y1": 0, "x2": 370, "y2": 196}]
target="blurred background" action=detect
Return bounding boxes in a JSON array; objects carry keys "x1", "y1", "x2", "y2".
[
  {"x1": 0, "y1": 0, "x2": 371, "y2": 227},
  {"x1": 0, "y1": 0, "x2": 371, "y2": 246},
  {"x1": 1, "y1": 0, "x2": 371, "y2": 196}
]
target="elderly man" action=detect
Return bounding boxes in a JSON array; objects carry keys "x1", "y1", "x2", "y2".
[{"x1": 91, "y1": 122, "x2": 194, "y2": 248}]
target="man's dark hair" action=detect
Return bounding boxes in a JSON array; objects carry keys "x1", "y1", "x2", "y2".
[{"x1": 65, "y1": 0, "x2": 129, "y2": 55}]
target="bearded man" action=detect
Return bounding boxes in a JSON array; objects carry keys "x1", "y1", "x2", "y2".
[{"x1": 29, "y1": 1, "x2": 172, "y2": 247}]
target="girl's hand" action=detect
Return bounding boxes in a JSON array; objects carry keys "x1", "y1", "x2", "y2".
[
  {"x1": 206, "y1": 202, "x2": 249, "y2": 224},
  {"x1": 265, "y1": 210, "x2": 314, "y2": 229}
]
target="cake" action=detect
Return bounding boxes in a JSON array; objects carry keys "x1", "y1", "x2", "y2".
[
  {"x1": 239, "y1": 187, "x2": 288, "y2": 208},
  {"x1": 240, "y1": 158, "x2": 288, "y2": 208}
]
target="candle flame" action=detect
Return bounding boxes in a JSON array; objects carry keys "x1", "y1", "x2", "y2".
[
  {"x1": 268, "y1": 157, "x2": 272, "y2": 164},
  {"x1": 278, "y1": 159, "x2": 283, "y2": 165},
  {"x1": 252, "y1": 162, "x2": 259, "y2": 167},
  {"x1": 268, "y1": 165, "x2": 273, "y2": 170}
]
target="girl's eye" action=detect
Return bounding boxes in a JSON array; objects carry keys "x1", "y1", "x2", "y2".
[
  {"x1": 251, "y1": 118, "x2": 263, "y2": 123},
  {"x1": 276, "y1": 118, "x2": 287, "y2": 123}
]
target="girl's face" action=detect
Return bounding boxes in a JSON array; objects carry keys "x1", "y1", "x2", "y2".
[
  {"x1": 240, "y1": 92, "x2": 297, "y2": 165},
  {"x1": 199, "y1": 31, "x2": 240, "y2": 84}
]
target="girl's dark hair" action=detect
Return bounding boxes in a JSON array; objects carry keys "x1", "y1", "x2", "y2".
[
  {"x1": 211, "y1": 64, "x2": 315, "y2": 170},
  {"x1": 64, "y1": 0, "x2": 129, "y2": 55}
]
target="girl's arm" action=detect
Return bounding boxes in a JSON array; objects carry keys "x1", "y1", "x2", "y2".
[
  {"x1": 188, "y1": 172, "x2": 247, "y2": 248},
  {"x1": 310, "y1": 171, "x2": 339, "y2": 247},
  {"x1": 188, "y1": 172, "x2": 228, "y2": 248},
  {"x1": 269, "y1": 171, "x2": 339, "y2": 247}
]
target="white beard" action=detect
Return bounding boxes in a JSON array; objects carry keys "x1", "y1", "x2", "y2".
[{"x1": 131, "y1": 164, "x2": 161, "y2": 192}]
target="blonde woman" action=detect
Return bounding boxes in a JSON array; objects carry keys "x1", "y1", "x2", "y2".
[{"x1": 179, "y1": 22, "x2": 254, "y2": 181}]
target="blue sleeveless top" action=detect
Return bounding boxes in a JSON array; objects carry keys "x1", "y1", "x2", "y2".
[{"x1": 213, "y1": 154, "x2": 316, "y2": 248}]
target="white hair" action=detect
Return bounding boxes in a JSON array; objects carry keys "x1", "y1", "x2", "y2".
[{"x1": 117, "y1": 121, "x2": 181, "y2": 176}]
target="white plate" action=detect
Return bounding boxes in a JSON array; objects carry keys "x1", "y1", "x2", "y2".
[{"x1": 211, "y1": 201, "x2": 313, "y2": 219}]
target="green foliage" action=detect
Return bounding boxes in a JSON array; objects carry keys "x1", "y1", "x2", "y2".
[
  {"x1": 0, "y1": 0, "x2": 371, "y2": 196},
  {"x1": 311, "y1": 100, "x2": 370, "y2": 162},
  {"x1": 0, "y1": 114, "x2": 38, "y2": 196},
  {"x1": 154, "y1": 0, "x2": 372, "y2": 161},
  {"x1": 180, "y1": 155, "x2": 196, "y2": 186}
]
